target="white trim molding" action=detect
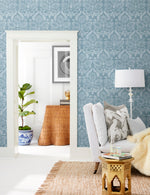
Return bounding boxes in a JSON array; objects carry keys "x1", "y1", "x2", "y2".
[{"x1": 1, "y1": 31, "x2": 91, "y2": 159}]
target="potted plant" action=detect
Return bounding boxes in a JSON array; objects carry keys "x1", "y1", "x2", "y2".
[{"x1": 18, "y1": 83, "x2": 38, "y2": 146}]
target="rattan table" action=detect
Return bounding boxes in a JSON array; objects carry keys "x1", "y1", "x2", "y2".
[
  {"x1": 38, "y1": 105, "x2": 70, "y2": 146},
  {"x1": 99, "y1": 156, "x2": 134, "y2": 195}
]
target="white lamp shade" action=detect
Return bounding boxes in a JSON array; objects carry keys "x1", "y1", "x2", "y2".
[{"x1": 115, "y1": 69, "x2": 145, "y2": 88}]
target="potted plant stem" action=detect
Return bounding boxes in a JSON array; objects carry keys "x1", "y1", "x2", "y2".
[{"x1": 18, "y1": 83, "x2": 38, "y2": 146}]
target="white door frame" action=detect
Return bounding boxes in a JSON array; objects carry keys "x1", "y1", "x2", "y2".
[
  {"x1": 3, "y1": 31, "x2": 91, "y2": 160},
  {"x1": 4, "y1": 31, "x2": 80, "y2": 157}
]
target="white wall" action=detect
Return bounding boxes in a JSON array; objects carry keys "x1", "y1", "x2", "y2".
[{"x1": 18, "y1": 42, "x2": 70, "y2": 140}]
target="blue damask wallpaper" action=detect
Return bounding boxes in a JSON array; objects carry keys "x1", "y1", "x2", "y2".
[{"x1": 0, "y1": 0, "x2": 150, "y2": 147}]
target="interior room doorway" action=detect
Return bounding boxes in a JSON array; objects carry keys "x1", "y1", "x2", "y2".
[
  {"x1": 6, "y1": 31, "x2": 78, "y2": 159},
  {"x1": 18, "y1": 41, "x2": 70, "y2": 158}
]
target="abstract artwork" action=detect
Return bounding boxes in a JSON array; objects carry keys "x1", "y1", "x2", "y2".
[{"x1": 52, "y1": 45, "x2": 70, "y2": 83}]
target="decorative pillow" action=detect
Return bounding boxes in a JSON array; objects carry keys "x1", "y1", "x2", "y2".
[
  {"x1": 127, "y1": 117, "x2": 146, "y2": 135},
  {"x1": 92, "y1": 103, "x2": 107, "y2": 146},
  {"x1": 104, "y1": 101, "x2": 129, "y2": 144}
]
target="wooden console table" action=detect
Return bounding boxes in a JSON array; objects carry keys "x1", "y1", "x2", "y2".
[{"x1": 38, "y1": 105, "x2": 70, "y2": 146}]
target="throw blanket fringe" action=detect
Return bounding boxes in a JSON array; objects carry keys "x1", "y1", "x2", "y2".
[{"x1": 127, "y1": 128, "x2": 150, "y2": 176}]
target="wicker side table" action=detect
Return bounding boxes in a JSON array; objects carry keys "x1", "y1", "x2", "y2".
[
  {"x1": 99, "y1": 156, "x2": 134, "y2": 195},
  {"x1": 38, "y1": 105, "x2": 70, "y2": 146}
]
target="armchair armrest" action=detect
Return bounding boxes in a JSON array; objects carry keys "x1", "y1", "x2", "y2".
[{"x1": 83, "y1": 103, "x2": 101, "y2": 162}]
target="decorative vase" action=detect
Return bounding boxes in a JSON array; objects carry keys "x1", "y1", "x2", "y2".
[
  {"x1": 18, "y1": 130, "x2": 33, "y2": 146},
  {"x1": 65, "y1": 90, "x2": 70, "y2": 100}
]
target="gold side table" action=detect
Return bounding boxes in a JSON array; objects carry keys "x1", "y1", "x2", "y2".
[{"x1": 99, "y1": 156, "x2": 134, "y2": 195}]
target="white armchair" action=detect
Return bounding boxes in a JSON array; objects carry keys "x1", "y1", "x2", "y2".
[{"x1": 83, "y1": 103, "x2": 135, "y2": 174}]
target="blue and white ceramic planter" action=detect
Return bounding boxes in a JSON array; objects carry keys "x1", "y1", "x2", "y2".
[{"x1": 18, "y1": 130, "x2": 33, "y2": 146}]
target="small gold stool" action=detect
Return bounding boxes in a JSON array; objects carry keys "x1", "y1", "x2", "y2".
[{"x1": 99, "y1": 156, "x2": 134, "y2": 195}]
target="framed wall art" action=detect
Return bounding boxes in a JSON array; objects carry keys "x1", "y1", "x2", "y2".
[{"x1": 52, "y1": 45, "x2": 70, "y2": 83}]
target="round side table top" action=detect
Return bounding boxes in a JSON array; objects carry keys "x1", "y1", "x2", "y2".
[{"x1": 99, "y1": 156, "x2": 134, "y2": 164}]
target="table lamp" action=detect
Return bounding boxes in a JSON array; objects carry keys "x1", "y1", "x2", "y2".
[{"x1": 115, "y1": 69, "x2": 145, "y2": 118}]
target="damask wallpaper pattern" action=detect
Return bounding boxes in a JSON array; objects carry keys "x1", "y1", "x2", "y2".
[{"x1": 0, "y1": 0, "x2": 150, "y2": 147}]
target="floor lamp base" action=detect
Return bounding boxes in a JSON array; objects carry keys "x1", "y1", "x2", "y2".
[{"x1": 128, "y1": 87, "x2": 133, "y2": 119}]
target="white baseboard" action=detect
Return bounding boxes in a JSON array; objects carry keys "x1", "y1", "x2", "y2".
[
  {"x1": 0, "y1": 146, "x2": 93, "y2": 161},
  {"x1": 0, "y1": 144, "x2": 92, "y2": 161}
]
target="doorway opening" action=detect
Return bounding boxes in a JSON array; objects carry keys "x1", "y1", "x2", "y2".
[
  {"x1": 6, "y1": 31, "x2": 78, "y2": 159},
  {"x1": 18, "y1": 41, "x2": 70, "y2": 158}
]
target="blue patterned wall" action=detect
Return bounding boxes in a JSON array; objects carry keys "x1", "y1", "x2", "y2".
[{"x1": 0, "y1": 0, "x2": 150, "y2": 147}]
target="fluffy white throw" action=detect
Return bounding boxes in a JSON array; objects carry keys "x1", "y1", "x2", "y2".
[{"x1": 127, "y1": 128, "x2": 150, "y2": 176}]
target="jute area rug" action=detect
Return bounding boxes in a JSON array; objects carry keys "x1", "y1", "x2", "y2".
[{"x1": 36, "y1": 161, "x2": 150, "y2": 195}]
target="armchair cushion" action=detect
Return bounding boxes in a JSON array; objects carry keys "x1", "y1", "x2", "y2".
[
  {"x1": 127, "y1": 117, "x2": 146, "y2": 135},
  {"x1": 92, "y1": 103, "x2": 107, "y2": 146},
  {"x1": 104, "y1": 101, "x2": 129, "y2": 144}
]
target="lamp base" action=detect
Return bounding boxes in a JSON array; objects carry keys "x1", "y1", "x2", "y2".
[{"x1": 128, "y1": 87, "x2": 133, "y2": 119}]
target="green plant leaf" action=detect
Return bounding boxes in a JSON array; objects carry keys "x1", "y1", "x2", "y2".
[
  {"x1": 21, "y1": 83, "x2": 32, "y2": 91},
  {"x1": 19, "y1": 111, "x2": 29, "y2": 117},
  {"x1": 25, "y1": 111, "x2": 36, "y2": 116},
  {"x1": 19, "y1": 125, "x2": 31, "y2": 130},
  {"x1": 23, "y1": 99, "x2": 38, "y2": 108},
  {"x1": 18, "y1": 105, "x2": 22, "y2": 112},
  {"x1": 19, "y1": 111, "x2": 36, "y2": 117},
  {"x1": 25, "y1": 91, "x2": 35, "y2": 97},
  {"x1": 18, "y1": 90, "x2": 25, "y2": 100}
]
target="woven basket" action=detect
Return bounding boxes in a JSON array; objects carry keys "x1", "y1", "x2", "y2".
[{"x1": 38, "y1": 105, "x2": 70, "y2": 146}]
